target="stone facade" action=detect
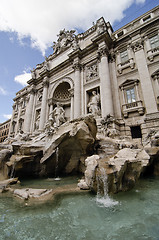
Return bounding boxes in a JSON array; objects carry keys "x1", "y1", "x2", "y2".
[
  {"x1": 9, "y1": 6, "x2": 159, "y2": 141},
  {"x1": 0, "y1": 119, "x2": 11, "y2": 143}
]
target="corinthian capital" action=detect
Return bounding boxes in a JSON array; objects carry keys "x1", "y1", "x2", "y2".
[
  {"x1": 28, "y1": 85, "x2": 36, "y2": 94},
  {"x1": 97, "y1": 46, "x2": 108, "y2": 59},
  {"x1": 131, "y1": 39, "x2": 144, "y2": 52},
  {"x1": 43, "y1": 76, "x2": 49, "y2": 87},
  {"x1": 72, "y1": 62, "x2": 82, "y2": 71}
]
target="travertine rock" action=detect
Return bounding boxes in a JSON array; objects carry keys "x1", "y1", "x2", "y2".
[
  {"x1": 95, "y1": 148, "x2": 150, "y2": 193},
  {"x1": 14, "y1": 188, "x2": 53, "y2": 200}
]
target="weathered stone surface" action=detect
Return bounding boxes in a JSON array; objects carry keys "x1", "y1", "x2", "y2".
[
  {"x1": 78, "y1": 155, "x2": 99, "y2": 190},
  {"x1": 77, "y1": 179, "x2": 90, "y2": 190},
  {"x1": 14, "y1": 188, "x2": 53, "y2": 200},
  {"x1": 95, "y1": 148, "x2": 150, "y2": 193},
  {"x1": 0, "y1": 116, "x2": 97, "y2": 178},
  {"x1": 0, "y1": 178, "x2": 18, "y2": 191},
  {"x1": 0, "y1": 149, "x2": 12, "y2": 180}
]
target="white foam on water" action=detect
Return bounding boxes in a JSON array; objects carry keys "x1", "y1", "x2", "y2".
[
  {"x1": 96, "y1": 196, "x2": 118, "y2": 208},
  {"x1": 54, "y1": 177, "x2": 61, "y2": 181}
]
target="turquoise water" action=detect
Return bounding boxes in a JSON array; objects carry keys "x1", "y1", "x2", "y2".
[{"x1": 0, "y1": 177, "x2": 159, "y2": 240}]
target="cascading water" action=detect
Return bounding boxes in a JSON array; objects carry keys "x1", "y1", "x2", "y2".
[
  {"x1": 96, "y1": 167, "x2": 118, "y2": 207},
  {"x1": 54, "y1": 147, "x2": 60, "y2": 181},
  {"x1": 10, "y1": 162, "x2": 16, "y2": 179}
]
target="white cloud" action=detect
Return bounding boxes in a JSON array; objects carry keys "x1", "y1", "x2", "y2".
[
  {"x1": 135, "y1": 0, "x2": 145, "y2": 3},
  {"x1": 14, "y1": 71, "x2": 31, "y2": 86},
  {"x1": 0, "y1": 0, "x2": 146, "y2": 55},
  {"x1": 3, "y1": 114, "x2": 12, "y2": 120},
  {"x1": 0, "y1": 86, "x2": 7, "y2": 95}
]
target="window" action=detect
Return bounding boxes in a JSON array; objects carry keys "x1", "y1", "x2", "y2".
[
  {"x1": 149, "y1": 35, "x2": 159, "y2": 49},
  {"x1": 131, "y1": 126, "x2": 142, "y2": 139},
  {"x1": 117, "y1": 31, "x2": 124, "y2": 38},
  {"x1": 120, "y1": 50, "x2": 129, "y2": 63},
  {"x1": 143, "y1": 15, "x2": 151, "y2": 22},
  {"x1": 126, "y1": 88, "x2": 136, "y2": 103}
]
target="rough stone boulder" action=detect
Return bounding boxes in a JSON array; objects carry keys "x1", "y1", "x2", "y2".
[
  {"x1": 78, "y1": 148, "x2": 150, "y2": 194},
  {"x1": 96, "y1": 148, "x2": 150, "y2": 193},
  {"x1": 0, "y1": 178, "x2": 18, "y2": 192},
  {"x1": 40, "y1": 116, "x2": 97, "y2": 176},
  {"x1": 2, "y1": 116, "x2": 97, "y2": 178},
  {"x1": 78, "y1": 155, "x2": 99, "y2": 190},
  {"x1": 13, "y1": 188, "x2": 53, "y2": 201},
  {"x1": 0, "y1": 149, "x2": 12, "y2": 180}
]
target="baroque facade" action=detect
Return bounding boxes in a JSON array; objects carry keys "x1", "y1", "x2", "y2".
[
  {"x1": 9, "y1": 6, "x2": 159, "y2": 140},
  {"x1": 0, "y1": 119, "x2": 11, "y2": 142}
]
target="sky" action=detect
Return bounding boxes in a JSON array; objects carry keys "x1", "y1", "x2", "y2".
[{"x1": 0, "y1": 0, "x2": 158, "y2": 123}]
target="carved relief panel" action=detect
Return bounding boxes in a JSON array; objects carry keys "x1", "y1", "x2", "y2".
[{"x1": 86, "y1": 62, "x2": 99, "y2": 82}]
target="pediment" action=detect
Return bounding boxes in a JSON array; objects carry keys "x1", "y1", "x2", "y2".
[{"x1": 119, "y1": 79, "x2": 139, "y2": 88}]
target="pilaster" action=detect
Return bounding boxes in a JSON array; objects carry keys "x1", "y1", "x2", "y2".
[
  {"x1": 73, "y1": 60, "x2": 82, "y2": 118},
  {"x1": 131, "y1": 39, "x2": 158, "y2": 113},
  {"x1": 24, "y1": 86, "x2": 36, "y2": 133}
]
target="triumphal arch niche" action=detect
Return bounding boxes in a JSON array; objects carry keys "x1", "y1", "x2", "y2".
[{"x1": 48, "y1": 78, "x2": 73, "y2": 122}]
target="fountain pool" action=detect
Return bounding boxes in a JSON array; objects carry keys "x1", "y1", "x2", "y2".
[{"x1": 0, "y1": 176, "x2": 159, "y2": 240}]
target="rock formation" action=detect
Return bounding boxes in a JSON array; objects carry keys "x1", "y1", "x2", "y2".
[{"x1": 0, "y1": 117, "x2": 159, "y2": 200}]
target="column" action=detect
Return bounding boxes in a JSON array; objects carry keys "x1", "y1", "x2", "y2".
[
  {"x1": 153, "y1": 75, "x2": 159, "y2": 98},
  {"x1": 15, "y1": 99, "x2": 22, "y2": 134},
  {"x1": 98, "y1": 46, "x2": 114, "y2": 118},
  {"x1": 8, "y1": 103, "x2": 16, "y2": 137},
  {"x1": 39, "y1": 77, "x2": 49, "y2": 130},
  {"x1": 48, "y1": 99, "x2": 53, "y2": 118},
  {"x1": 109, "y1": 53, "x2": 121, "y2": 118},
  {"x1": 24, "y1": 86, "x2": 36, "y2": 133},
  {"x1": 73, "y1": 61, "x2": 81, "y2": 119},
  {"x1": 69, "y1": 89, "x2": 74, "y2": 120},
  {"x1": 132, "y1": 40, "x2": 157, "y2": 113}
]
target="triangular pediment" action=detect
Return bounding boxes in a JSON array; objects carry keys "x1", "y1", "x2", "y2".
[{"x1": 119, "y1": 79, "x2": 139, "y2": 88}]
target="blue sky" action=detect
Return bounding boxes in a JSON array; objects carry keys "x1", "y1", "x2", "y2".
[{"x1": 0, "y1": 0, "x2": 158, "y2": 123}]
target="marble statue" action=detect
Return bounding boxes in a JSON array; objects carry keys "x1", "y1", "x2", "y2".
[
  {"x1": 30, "y1": 68, "x2": 36, "y2": 79},
  {"x1": 88, "y1": 91, "x2": 100, "y2": 116},
  {"x1": 49, "y1": 102, "x2": 65, "y2": 127}
]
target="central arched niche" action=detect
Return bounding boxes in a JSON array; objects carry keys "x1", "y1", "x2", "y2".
[{"x1": 52, "y1": 81, "x2": 71, "y2": 120}]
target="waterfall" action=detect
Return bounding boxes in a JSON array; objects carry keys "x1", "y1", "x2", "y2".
[
  {"x1": 10, "y1": 162, "x2": 16, "y2": 179},
  {"x1": 96, "y1": 167, "x2": 118, "y2": 207},
  {"x1": 54, "y1": 147, "x2": 60, "y2": 181}
]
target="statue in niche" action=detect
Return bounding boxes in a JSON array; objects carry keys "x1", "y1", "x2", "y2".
[
  {"x1": 88, "y1": 91, "x2": 100, "y2": 116},
  {"x1": 49, "y1": 102, "x2": 65, "y2": 127},
  {"x1": 35, "y1": 112, "x2": 40, "y2": 130}
]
